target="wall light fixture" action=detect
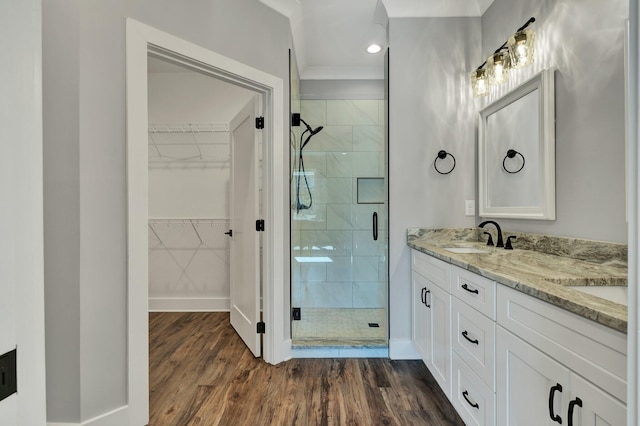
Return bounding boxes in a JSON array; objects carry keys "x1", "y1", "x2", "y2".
[{"x1": 471, "y1": 17, "x2": 536, "y2": 97}]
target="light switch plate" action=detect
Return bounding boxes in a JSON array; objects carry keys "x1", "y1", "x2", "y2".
[
  {"x1": 465, "y1": 200, "x2": 475, "y2": 216},
  {"x1": 0, "y1": 348, "x2": 17, "y2": 402}
]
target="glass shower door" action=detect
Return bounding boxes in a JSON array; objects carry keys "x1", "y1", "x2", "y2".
[{"x1": 289, "y1": 95, "x2": 388, "y2": 351}]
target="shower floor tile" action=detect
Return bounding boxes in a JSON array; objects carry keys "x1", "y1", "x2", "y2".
[{"x1": 292, "y1": 308, "x2": 387, "y2": 347}]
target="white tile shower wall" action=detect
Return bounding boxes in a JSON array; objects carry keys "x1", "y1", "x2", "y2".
[{"x1": 293, "y1": 99, "x2": 386, "y2": 309}]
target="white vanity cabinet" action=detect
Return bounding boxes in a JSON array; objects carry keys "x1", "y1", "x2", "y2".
[
  {"x1": 411, "y1": 250, "x2": 452, "y2": 399},
  {"x1": 409, "y1": 248, "x2": 627, "y2": 426},
  {"x1": 497, "y1": 326, "x2": 625, "y2": 426},
  {"x1": 496, "y1": 285, "x2": 626, "y2": 426}
]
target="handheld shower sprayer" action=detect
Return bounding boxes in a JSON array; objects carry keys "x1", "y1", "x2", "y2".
[{"x1": 291, "y1": 113, "x2": 324, "y2": 211}]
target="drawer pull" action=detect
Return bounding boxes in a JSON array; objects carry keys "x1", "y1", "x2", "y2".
[
  {"x1": 425, "y1": 290, "x2": 431, "y2": 308},
  {"x1": 462, "y1": 391, "x2": 479, "y2": 409},
  {"x1": 548, "y1": 383, "x2": 563, "y2": 424},
  {"x1": 568, "y1": 397, "x2": 582, "y2": 426},
  {"x1": 461, "y1": 283, "x2": 479, "y2": 294},
  {"x1": 461, "y1": 330, "x2": 479, "y2": 345}
]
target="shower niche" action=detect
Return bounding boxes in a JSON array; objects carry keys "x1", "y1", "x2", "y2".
[{"x1": 357, "y1": 178, "x2": 385, "y2": 204}]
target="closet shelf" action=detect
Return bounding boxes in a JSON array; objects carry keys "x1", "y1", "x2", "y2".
[
  {"x1": 148, "y1": 218, "x2": 230, "y2": 291},
  {"x1": 148, "y1": 122, "x2": 229, "y2": 133},
  {"x1": 148, "y1": 218, "x2": 230, "y2": 250},
  {"x1": 148, "y1": 122, "x2": 230, "y2": 163}
]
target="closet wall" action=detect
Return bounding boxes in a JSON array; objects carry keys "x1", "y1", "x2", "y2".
[{"x1": 147, "y1": 58, "x2": 255, "y2": 311}]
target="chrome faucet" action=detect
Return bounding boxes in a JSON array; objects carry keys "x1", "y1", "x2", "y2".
[{"x1": 478, "y1": 220, "x2": 504, "y2": 248}]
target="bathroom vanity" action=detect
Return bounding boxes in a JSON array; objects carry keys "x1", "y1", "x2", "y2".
[{"x1": 407, "y1": 228, "x2": 627, "y2": 426}]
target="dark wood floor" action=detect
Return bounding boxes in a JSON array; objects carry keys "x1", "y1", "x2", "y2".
[{"x1": 149, "y1": 312, "x2": 465, "y2": 426}]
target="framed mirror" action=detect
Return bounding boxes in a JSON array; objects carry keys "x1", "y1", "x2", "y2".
[{"x1": 478, "y1": 68, "x2": 556, "y2": 220}]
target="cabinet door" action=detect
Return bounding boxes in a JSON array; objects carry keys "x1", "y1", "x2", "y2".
[
  {"x1": 426, "y1": 281, "x2": 452, "y2": 399},
  {"x1": 412, "y1": 271, "x2": 429, "y2": 360},
  {"x1": 567, "y1": 373, "x2": 625, "y2": 426},
  {"x1": 497, "y1": 326, "x2": 571, "y2": 426}
]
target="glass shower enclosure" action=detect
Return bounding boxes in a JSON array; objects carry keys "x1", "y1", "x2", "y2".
[{"x1": 289, "y1": 55, "x2": 388, "y2": 353}]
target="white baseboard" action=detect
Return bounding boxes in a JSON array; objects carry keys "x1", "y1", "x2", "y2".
[
  {"x1": 48, "y1": 405, "x2": 129, "y2": 426},
  {"x1": 149, "y1": 297, "x2": 230, "y2": 312},
  {"x1": 388, "y1": 339, "x2": 420, "y2": 360},
  {"x1": 292, "y1": 346, "x2": 389, "y2": 358}
]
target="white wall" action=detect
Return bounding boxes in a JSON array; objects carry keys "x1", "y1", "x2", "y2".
[
  {"x1": 148, "y1": 71, "x2": 254, "y2": 219},
  {"x1": 0, "y1": 0, "x2": 47, "y2": 424},
  {"x1": 387, "y1": 0, "x2": 629, "y2": 357},
  {"x1": 43, "y1": 0, "x2": 81, "y2": 420},
  {"x1": 42, "y1": 0, "x2": 290, "y2": 423},
  {"x1": 388, "y1": 17, "x2": 481, "y2": 353},
  {"x1": 481, "y1": 0, "x2": 628, "y2": 243}
]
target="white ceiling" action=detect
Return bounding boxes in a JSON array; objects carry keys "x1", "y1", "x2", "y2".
[
  {"x1": 147, "y1": 56, "x2": 256, "y2": 123},
  {"x1": 259, "y1": 0, "x2": 494, "y2": 80}
]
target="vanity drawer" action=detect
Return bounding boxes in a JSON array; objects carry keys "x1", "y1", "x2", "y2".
[
  {"x1": 452, "y1": 266, "x2": 496, "y2": 320},
  {"x1": 452, "y1": 351, "x2": 496, "y2": 426},
  {"x1": 452, "y1": 297, "x2": 495, "y2": 390},
  {"x1": 411, "y1": 249, "x2": 451, "y2": 292}
]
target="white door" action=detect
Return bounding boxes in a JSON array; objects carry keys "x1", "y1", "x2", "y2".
[
  {"x1": 229, "y1": 96, "x2": 262, "y2": 357},
  {"x1": 568, "y1": 373, "x2": 626, "y2": 426},
  {"x1": 497, "y1": 326, "x2": 571, "y2": 426},
  {"x1": 426, "y1": 282, "x2": 452, "y2": 399},
  {"x1": 412, "y1": 271, "x2": 429, "y2": 359}
]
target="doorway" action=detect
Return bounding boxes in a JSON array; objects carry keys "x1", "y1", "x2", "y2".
[
  {"x1": 126, "y1": 19, "x2": 288, "y2": 424},
  {"x1": 146, "y1": 55, "x2": 256, "y2": 315}
]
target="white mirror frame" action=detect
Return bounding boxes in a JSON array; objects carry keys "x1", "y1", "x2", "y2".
[{"x1": 478, "y1": 68, "x2": 556, "y2": 220}]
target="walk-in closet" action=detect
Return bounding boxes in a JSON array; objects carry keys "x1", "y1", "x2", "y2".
[{"x1": 147, "y1": 56, "x2": 257, "y2": 313}]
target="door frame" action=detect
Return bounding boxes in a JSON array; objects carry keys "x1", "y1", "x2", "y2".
[{"x1": 126, "y1": 19, "x2": 290, "y2": 425}]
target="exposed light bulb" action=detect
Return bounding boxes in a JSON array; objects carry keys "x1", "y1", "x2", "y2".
[
  {"x1": 488, "y1": 51, "x2": 511, "y2": 85},
  {"x1": 508, "y1": 29, "x2": 535, "y2": 68},
  {"x1": 477, "y1": 79, "x2": 487, "y2": 94},
  {"x1": 471, "y1": 68, "x2": 489, "y2": 97}
]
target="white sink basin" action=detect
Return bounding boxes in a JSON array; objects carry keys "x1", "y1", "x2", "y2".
[
  {"x1": 443, "y1": 247, "x2": 489, "y2": 254},
  {"x1": 569, "y1": 286, "x2": 628, "y2": 306}
]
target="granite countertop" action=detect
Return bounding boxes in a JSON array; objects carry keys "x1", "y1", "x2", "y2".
[{"x1": 407, "y1": 228, "x2": 628, "y2": 333}]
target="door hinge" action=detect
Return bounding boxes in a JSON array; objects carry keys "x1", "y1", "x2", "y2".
[
  {"x1": 255, "y1": 116, "x2": 264, "y2": 129},
  {"x1": 256, "y1": 219, "x2": 265, "y2": 232},
  {"x1": 257, "y1": 321, "x2": 266, "y2": 334},
  {"x1": 292, "y1": 307, "x2": 301, "y2": 321}
]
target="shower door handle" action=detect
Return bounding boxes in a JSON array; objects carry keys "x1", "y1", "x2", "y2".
[{"x1": 372, "y1": 212, "x2": 378, "y2": 241}]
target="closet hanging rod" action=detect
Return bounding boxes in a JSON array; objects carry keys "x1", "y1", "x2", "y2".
[
  {"x1": 148, "y1": 218, "x2": 230, "y2": 223},
  {"x1": 148, "y1": 122, "x2": 229, "y2": 133}
]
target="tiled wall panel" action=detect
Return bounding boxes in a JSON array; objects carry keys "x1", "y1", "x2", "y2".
[{"x1": 292, "y1": 99, "x2": 386, "y2": 308}]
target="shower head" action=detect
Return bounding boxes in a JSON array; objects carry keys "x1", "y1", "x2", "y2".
[{"x1": 300, "y1": 118, "x2": 323, "y2": 136}]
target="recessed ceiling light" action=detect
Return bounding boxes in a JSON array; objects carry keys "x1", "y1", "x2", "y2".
[{"x1": 366, "y1": 44, "x2": 382, "y2": 54}]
